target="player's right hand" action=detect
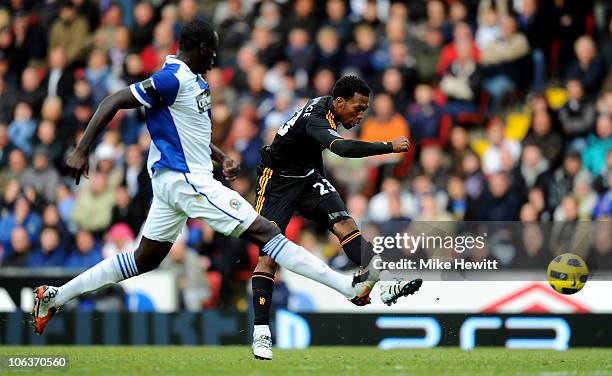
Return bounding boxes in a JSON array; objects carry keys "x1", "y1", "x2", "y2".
[
  {"x1": 391, "y1": 136, "x2": 411, "y2": 153},
  {"x1": 66, "y1": 148, "x2": 90, "y2": 185}
]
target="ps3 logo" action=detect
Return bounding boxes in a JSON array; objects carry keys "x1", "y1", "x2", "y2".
[{"x1": 377, "y1": 316, "x2": 570, "y2": 351}]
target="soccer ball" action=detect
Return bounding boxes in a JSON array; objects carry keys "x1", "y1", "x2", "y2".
[{"x1": 547, "y1": 253, "x2": 589, "y2": 295}]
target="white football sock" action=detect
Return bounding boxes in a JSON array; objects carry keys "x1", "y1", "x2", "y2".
[
  {"x1": 262, "y1": 234, "x2": 355, "y2": 298},
  {"x1": 55, "y1": 252, "x2": 139, "y2": 307}
]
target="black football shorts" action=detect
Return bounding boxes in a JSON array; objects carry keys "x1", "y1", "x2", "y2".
[{"x1": 254, "y1": 164, "x2": 350, "y2": 256}]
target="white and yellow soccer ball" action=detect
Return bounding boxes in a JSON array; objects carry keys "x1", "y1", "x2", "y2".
[{"x1": 547, "y1": 253, "x2": 589, "y2": 295}]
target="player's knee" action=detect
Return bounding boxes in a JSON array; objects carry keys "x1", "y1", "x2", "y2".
[
  {"x1": 134, "y1": 240, "x2": 171, "y2": 273},
  {"x1": 244, "y1": 216, "x2": 281, "y2": 245},
  {"x1": 256, "y1": 256, "x2": 277, "y2": 273},
  {"x1": 333, "y1": 217, "x2": 358, "y2": 238}
]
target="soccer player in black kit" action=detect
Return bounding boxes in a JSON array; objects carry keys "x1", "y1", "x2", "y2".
[{"x1": 251, "y1": 75, "x2": 423, "y2": 360}]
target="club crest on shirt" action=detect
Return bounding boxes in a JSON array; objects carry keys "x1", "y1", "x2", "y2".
[
  {"x1": 196, "y1": 89, "x2": 212, "y2": 114},
  {"x1": 230, "y1": 198, "x2": 241, "y2": 210}
]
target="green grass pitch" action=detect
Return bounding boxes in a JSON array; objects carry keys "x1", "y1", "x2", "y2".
[{"x1": 1, "y1": 346, "x2": 611, "y2": 375}]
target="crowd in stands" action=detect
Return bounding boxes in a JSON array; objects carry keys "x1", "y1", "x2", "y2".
[{"x1": 0, "y1": 0, "x2": 611, "y2": 308}]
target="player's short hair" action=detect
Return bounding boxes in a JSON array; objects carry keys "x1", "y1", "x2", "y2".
[
  {"x1": 332, "y1": 75, "x2": 371, "y2": 100},
  {"x1": 179, "y1": 20, "x2": 216, "y2": 51}
]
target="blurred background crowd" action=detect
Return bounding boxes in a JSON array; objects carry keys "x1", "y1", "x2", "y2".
[{"x1": 0, "y1": 0, "x2": 610, "y2": 310}]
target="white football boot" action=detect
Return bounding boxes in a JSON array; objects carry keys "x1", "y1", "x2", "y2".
[
  {"x1": 380, "y1": 278, "x2": 423, "y2": 306},
  {"x1": 252, "y1": 325, "x2": 273, "y2": 360}
]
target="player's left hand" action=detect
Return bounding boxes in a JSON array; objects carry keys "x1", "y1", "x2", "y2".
[{"x1": 222, "y1": 158, "x2": 240, "y2": 181}]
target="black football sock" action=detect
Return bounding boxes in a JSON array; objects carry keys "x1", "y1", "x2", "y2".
[
  {"x1": 252, "y1": 271, "x2": 275, "y2": 326},
  {"x1": 340, "y1": 230, "x2": 376, "y2": 267}
]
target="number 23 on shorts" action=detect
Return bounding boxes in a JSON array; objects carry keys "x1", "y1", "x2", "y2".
[{"x1": 313, "y1": 178, "x2": 336, "y2": 196}]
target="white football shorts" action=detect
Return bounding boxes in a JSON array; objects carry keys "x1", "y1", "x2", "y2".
[{"x1": 141, "y1": 169, "x2": 258, "y2": 243}]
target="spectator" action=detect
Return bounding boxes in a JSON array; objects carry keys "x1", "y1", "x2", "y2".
[
  {"x1": 8, "y1": 102, "x2": 36, "y2": 155},
  {"x1": 446, "y1": 175, "x2": 476, "y2": 220},
  {"x1": 85, "y1": 50, "x2": 115, "y2": 106},
  {"x1": 379, "y1": 67, "x2": 411, "y2": 112},
  {"x1": 130, "y1": 1, "x2": 155, "y2": 52},
  {"x1": 48, "y1": 1, "x2": 90, "y2": 66},
  {"x1": 475, "y1": 6, "x2": 501, "y2": 50},
  {"x1": 368, "y1": 177, "x2": 413, "y2": 221},
  {"x1": 0, "y1": 123, "x2": 15, "y2": 168},
  {"x1": 102, "y1": 222, "x2": 136, "y2": 259},
  {"x1": 55, "y1": 184, "x2": 76, "y2": 230},
  {"x1": 343, "y1": 23, "x2": 378, "y2": 82},
  {"x1": 359, "y1": 93, "x2": 409, "y2": 166},
  {"x1": 523, "y1": 109, "x2": 564, "y2": 168},
  {"x1": 482, "y1": 117, "x2": 521, "y2": 175},
  {"x1": 27, "y1": 226, "x2": 66, "y2": 267},
  {"x1": 65, "y1": 229, "x2": 102, "y2": 269},
  {"x1": 436, "y1": 22, "x2": 480, "y2": 76},
  {"x1": 517, "y1": 0, "x2": 555, "y2": 92},
  {"x1": 11, "y1": 11, "x2": 46, "y2": 73},
  {"x1": 449, "y1": 126, "x2": 474, "y2": 173},
  {"x1": 592, "y1": 173, "x2": 612, "y2": 218},
  {"x1": 411, "y1": 145, "x2": 449, "y2": 191},
  {"x1": 41, "y1": 203, "x2": 72, "y2": 251},
  {"x1": 122, "y1": 144, "x2": 151, "y2": 203},
  {"x1": 323, "y1": 0, "x2": 352, "y2": 44},
  {"x1": 177, "y1": 0, "x2": 206, "y2": 25},
  {"x1": 285, "y1": 27, "x2": 317, "y2": 78},
  {"x1": 283, "y1": 0, "x2": 319, "y2": 37},
  {"x1": 558, "y1": 79, "x2": 597, "y2": 151},
  {"x1": 108, "y1": 27, "x2": 130, "y2": 78},
  {"x1": 314, "y1": 26, "x2": 343, "y2": 76},
  {"x1": 477, "y1": 173, "x2": 522, "y2": 221},
  {"x1": 0, "y1": 149, "x2": 27, "y2": 193},
  {"x1": 480, "y1": 16, "x2": 530, "y2": 111},
  {"x1": 3, "y1": 227, "x2": 32, "y2": 266},
  {"x1": 460, "y1": 150, "x2": 486, "y2": 200},
  {"x1": 510, "y1": 144, "x2": 551, "y2": 201},
  {"x1": 140, "y1": 20, "x2": 177, "y2": 75},
  {"x1": 94, "y1": 142, "x2": 124, "y2": 190},
  {"x1": 527, "y1": 186, "x2": 553, "y2": 221},
  {"x1": 582, "y1": 114, "x2": 612, "y2": 176},
  {"x1": 249, "y1": 25, "x2": 283, "y2": 68},
  {"x1": 586, "y1": 219, "x2": 612, "y2": 272},
  {"x1": 548, "y1": 152, "x2": 591, "y2": 210},
  {"x1": 404, "y1": 174, "x2": 448, "y2": 219},
  {"x1": 110, "y1": 185, "x2": 146, "y2": 236},
  {"x1": 310, "y1": 68, "x2": 336, "y2": 98},
  {"x1": 0, "y1": 76, "x2": 15, "y2": 123},
  {"x1": 92, "y1": 3, "x2": 123, "y2": 52},
  {"x1": 406, "y1": 84, "x2": 442, "y2": 143},
  {"x1": 387, "y1": 42, "x2": 419, "y2": 94},
  {"x1": 511, "y1": 223, "x2": 552, "y2": 268},
  {"x1": 565, "y1": 36, "x2": 607, "y2": 98},
  {"x1": 20, "y1": 146, "x2": 61, "y2": 203},
  {"x1": 439, "y1": 37, "x2": 481, "y2": 115},
  {"x1": 0, "y1": 196, "x2": 42, "y2": 257},
  {"x1": 44, "y1": 46, "x2": 74, "y2": 104},
  {"x1": 416, "y1": 193, "x2": 453, "y2": 221},
  {"x1": 572, "y1": 174, "x2": 598, "y2": 219},
  {"x1": 72, "y1": 172, "x2": 116, "y2": 235},
  {"x1": 34, "y1": 120, "x2": 63, "y2": 169},
  {"x1": 243, "y1": 64, "x2": 274, "y2": 120},
  {"x1": 160, "y1": 237, "x2": 211, "y2": 311}
]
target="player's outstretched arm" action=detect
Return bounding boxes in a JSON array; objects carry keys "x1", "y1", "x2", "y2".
[
  {"x1": 66, "y1": 88, "x2": 142, "y2": 184},
  {"x1": 328, "y1": 136, "x2": 411, "y2": 158}
]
